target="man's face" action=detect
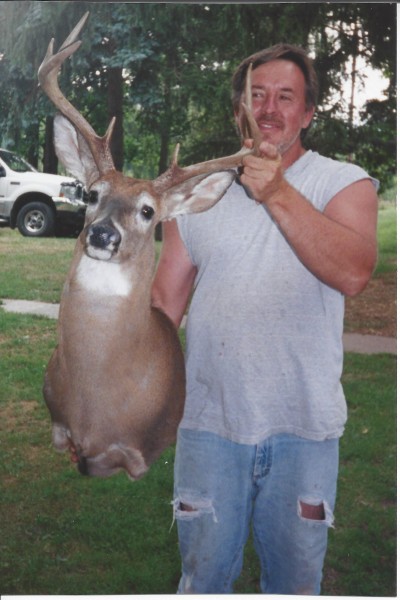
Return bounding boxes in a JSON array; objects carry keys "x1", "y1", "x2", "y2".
[{"x1": 237, "y1": 59, "x2": 315, "y2": 161}]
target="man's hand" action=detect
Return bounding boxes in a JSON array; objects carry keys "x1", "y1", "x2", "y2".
[{"x1": 240, "y1": 141, "x2": 288, "y2": 205}]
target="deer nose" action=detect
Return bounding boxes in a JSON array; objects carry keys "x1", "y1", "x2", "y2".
[{"x1": 88, "y1": 223, "x2": 121, "y2": 250}]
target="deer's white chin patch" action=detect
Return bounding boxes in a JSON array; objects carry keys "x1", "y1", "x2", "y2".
[
  {"x1": 86, "y1": 246, "x2": 114, "y2": 261},
  {"x1": 76, "y1": 254, "x2": 132, "y2": 297}
]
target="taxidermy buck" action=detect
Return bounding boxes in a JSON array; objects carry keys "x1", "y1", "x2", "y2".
[{"x1": 40, "y1": 12, "x2": 260, "y2": 480}]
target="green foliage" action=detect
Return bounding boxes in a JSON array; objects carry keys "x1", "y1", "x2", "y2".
[
  {"x1": 0, "y1": 2, "x2": 396, "y2": 186},
  {"x1": 0, "y1": 1, "x2": 91, "y2": 162},
  {"x1": 354, "y1": 95, "x2": 396, "y2": 193},
  {"x1": 306, "y1": 105, "x2": 396, "y2": 193}
]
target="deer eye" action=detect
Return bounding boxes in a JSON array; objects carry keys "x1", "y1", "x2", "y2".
[
  {"x1": 85, "y1": 190, "x2": 99, "y2": 205},
  {"x1": 141, "y1": 205, "x2": 155, "y2": 220}
]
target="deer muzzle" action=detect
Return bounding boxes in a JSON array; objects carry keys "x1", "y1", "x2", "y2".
[{"x1": 86, "y1": 221, "x2": 121, "y2": 260}]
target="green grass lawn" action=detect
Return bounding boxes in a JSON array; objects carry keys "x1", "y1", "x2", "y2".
[
  {"x1": 0, "y1": 311, "x2": 395, "y2": 595},
  {"x1": 375, "y1": 204, "x2": 397, "y2": 275},
  {"x1": 0, "y1": 197, "x2": 396, "y2": 303},
  {"x1": 324, "y1": 353, "x2": 396, "y2": 596},
  {"x1": 0, "y1": 198, "x2": 397, "y2": 595},
  {"x1": 0, "y1": 230, "x2": 75, "y2": 303}
]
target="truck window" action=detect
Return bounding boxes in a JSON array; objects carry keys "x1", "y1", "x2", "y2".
[{"x1": 0, "y1": 150, "x2": 37, "y2": 173}]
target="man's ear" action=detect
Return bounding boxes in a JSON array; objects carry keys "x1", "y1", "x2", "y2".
[
  {"x1": 302, "y1": 106, "x2": 315, "y2": 130},
  {"x1": 160, "y1": 171, "x2": 235, "y2": 220}
]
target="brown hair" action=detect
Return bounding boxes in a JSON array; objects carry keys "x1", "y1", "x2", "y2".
[{"x1": 231, "y1": 43, "x2": 319, "y2": 114}]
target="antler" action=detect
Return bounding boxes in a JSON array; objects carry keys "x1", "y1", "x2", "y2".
[
  {"x1": 239, "y1": 63, "x2": 262, "y2": 150},
  {"x1": 154, "y1": 63, "x2": 262, "y2": 192},
  {"x1": 38, "y1": 12, "x2": 116, "y2": 175},
  {"x1": 38, "y1": 12, "x2": 262, "y2": 187}
]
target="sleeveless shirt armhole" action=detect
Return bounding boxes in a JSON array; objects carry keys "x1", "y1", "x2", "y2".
[
  {"x1": 323, "y1": 171, "x2": 380, "y2": 213},
  {"x1": 176, "y1": 215, "x2": 195, "y2": 266}
]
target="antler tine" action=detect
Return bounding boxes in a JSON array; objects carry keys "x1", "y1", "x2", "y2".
[
  {"x1": 58, "y1": 11, "x2": 90, "y2": 52},
  {"x1": 240, "y1": 63, "x2": 262, "y2": 155},
  {"x1": 155, "y1": 64, "x2": 261, "y2": 191},
  {"x1": 154, "y1": 145, "x2": 249, "y2": 192},
  {"x1": 38, "y1": 12, "x2": 115, "y2": 175}
]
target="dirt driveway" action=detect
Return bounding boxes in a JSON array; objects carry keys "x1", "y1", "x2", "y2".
[{"x1": 344, "y1": 271, "x2": 396, "y2": 338}]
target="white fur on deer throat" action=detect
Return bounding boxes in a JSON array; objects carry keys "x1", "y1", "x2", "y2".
[{"x1": 76, "y1": 253, "x2": 132, "y2": 297}]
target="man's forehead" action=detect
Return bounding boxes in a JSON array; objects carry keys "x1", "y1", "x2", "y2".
[
  {"x1": 252, "y1": 83, "x2": 296, "y2": 92},
  {"x1": 251, "y1": 61, "x2": 306, "y2": 87}
]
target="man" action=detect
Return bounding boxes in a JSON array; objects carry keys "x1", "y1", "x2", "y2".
[{"x1": 151, "y1": 44, "x2": 378, "y2": 594}]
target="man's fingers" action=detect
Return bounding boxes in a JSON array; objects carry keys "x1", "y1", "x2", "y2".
[
  {"x1": 243, "y1": 138, "x2": 253, "y2": 149},
  {"x1": 259, "y1": 141, "x2": 280, "y2": 160}
]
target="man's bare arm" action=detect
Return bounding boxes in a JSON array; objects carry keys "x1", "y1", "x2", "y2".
[
  {"x1": 241, "y1": 143, "x2": 378, "y2": 296},
  {"x1": 152, "y1": 220, "x2": 197, "y2": 328}
]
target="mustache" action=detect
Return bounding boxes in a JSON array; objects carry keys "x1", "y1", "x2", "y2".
[{"x1": 256, "y1": 116, "x2": 283, "y2": 127}]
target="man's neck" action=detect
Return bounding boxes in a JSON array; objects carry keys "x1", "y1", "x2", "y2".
[{"x1": 281, "y1": 144, "x2": 307, "y2": 170}]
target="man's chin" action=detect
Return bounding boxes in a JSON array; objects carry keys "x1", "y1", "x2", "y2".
[{"x1": 259, "y1": 131, "x2": 284, "y2": 150}]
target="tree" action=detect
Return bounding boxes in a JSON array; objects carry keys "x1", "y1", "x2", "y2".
[
  {"x1": 0, "y1": 1, "x2": 91, "y2": 169},
  {"x1": 306, "y1": 3, "x2": 396, "y2": 191},
  {"x1": 0, "y1": 2, "x2": 396, "y2": 191}
]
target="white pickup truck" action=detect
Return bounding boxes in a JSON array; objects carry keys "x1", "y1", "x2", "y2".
[{"x1": 0, "y1": 148, "x2": 86, "y2": 237}]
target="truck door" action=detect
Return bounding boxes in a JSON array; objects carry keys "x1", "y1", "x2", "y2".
[{"x1": 0, "y1": 161, "x2": 8, "y2": 216}]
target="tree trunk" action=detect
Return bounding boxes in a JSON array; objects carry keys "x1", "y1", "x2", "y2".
[
  {"x1": 158, "y1": 127, "x2": 170, "y2": 176},
  {"x1": 107, "y1": 67, "x2": 124, "y2": 171},
  {"x1": 154, "y1": 129, "x2": 171, "y2": 241},
  {"x1": 23, "y1": 121, "x2": 40, "y2": 169},
  {"x1": 155, "y1": 82, "x2": 172, "y2": 241},
  {"x1": 43, "y1": 116, "x2": 58, "y2": 174}
]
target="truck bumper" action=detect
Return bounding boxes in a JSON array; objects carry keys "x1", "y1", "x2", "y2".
[{"x1": 52, "y1": 196, "x2": 87, "y2": 213}]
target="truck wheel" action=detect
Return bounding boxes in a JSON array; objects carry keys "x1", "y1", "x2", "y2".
[{"x1": 16, "y1": 202, "x2": 56, "y2": 237}]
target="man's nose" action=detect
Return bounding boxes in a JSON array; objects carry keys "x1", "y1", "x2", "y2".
[{"x1": 260, "y1": 94, "x2": 278, "y2": 114}]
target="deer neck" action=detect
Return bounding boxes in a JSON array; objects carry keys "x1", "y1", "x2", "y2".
[{"x1": 63, "y1": 241, "x2": 155, "y2": 322}]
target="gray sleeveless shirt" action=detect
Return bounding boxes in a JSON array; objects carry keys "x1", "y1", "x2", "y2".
[{"x1": 177, "y1": 150, "x2": 378, "y2": 444}]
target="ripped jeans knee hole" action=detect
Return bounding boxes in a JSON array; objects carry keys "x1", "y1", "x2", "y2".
[
  {"x1": 171, "y1": 496, "x2": 218, "y2": 525},
  {"x1": 298, "y1": 497, "x2": 334, "y2": 527}
]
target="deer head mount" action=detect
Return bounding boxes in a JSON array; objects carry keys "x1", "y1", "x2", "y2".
[{"x1": 40, "y1": 13, "x2": 261, "y2": 480}]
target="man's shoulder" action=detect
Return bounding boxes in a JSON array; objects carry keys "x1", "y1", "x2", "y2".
[
  {"x1": 297, "y1": 150, "x2": 349, "y2": 171},
  {"x1": 291, "y1": 150, "x2": 374, "y2": 187},
  {"x1": 299, "y1": 150, "x2": 370, "y2": 177},
  {"x1": 287, "y1": 150, "x2": 377, "y2": 210}
]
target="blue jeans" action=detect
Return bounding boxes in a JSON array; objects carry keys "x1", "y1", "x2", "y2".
[{"x1": 173, "y1": 428, "x2": 339, "y2": 594}]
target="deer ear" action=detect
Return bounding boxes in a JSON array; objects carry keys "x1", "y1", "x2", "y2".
[
  {"x1": 53, "y1": 114, "x2": 100, "y2": 187},
  {"x1": 160, "y1": 171, "x2": 235, "y2": 220}
]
